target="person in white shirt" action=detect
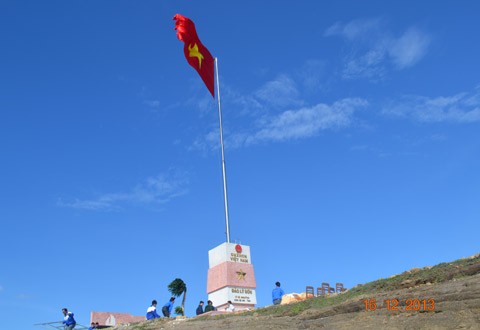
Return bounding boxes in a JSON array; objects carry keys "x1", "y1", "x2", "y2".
[
  {"x1": 225, "y1": 301, "x2": 235, "y2": 312},
  {"x1": 62, "y1": 308, "x2": 76, "y2": 330},
  {"x1": 146, "y1": 300, "x2": 161, "y2": 320}
]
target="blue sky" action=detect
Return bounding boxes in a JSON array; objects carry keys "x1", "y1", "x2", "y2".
[{"x1": 1, "y1": 1, "x2": 479, "y2": 328}]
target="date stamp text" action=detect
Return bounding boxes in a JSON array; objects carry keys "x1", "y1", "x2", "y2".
[{"x1": 363, "y1": 298, "x2": 435, "y2": 311}]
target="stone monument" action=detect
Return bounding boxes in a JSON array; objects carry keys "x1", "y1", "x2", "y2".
[{"x1": 207, "y1": 242, "x2": 257, "y2": 311}]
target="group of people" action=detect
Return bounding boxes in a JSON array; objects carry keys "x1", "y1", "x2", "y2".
[
  {"x1": 194, "y1": 281, "x2": 285, "y2": 316},
  {"x1": 195, "y1": 300, "x2": 211, "y2": 315},
  {"x1": 146, "y1": 296, "x2": 237, "y2": 319},
  {"x1": 60, "y1": 282, "x2": 286, "y2": 329},
  {"x1": 61, "y1": 308, "x2": 99, "y2": 330},
  {"x1": 146, "y1": 297, "x2": 176, "y2": 319},
  {"x1": 195, "y1": 299, "x2": 235, "y2": 315},
  {"x1": 88, "y1": 322, "x2": 100, "y2": 330}
]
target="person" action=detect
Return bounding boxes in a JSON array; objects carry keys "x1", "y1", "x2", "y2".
[
  {"x1": 225, "y1": 300, "x2": 235, "y2": 312},
  {"x1": 62, "y1": 308, "x2": 76, "y2": 330},
  {"x1": 272, "y1": 281, "x2": 285, "y2": 305},
  {"x1": 88, "y1": 322, "x2": 96, "y2": 330},
  {"x1": 204, "y1": 300, "x2": 214, "y2": 312},
  {"x1": 196, "y1": 300, "x2": 204, "y2": 315},
  {"x1": 162, "y1": 297, "x2": 175, "y2": 318},
  {"x1": 95, "y1": 323, "x2": 99, "y2": 328},
  {"x1": 146, "y1": 300, "x2": 161, "y2": 320}
]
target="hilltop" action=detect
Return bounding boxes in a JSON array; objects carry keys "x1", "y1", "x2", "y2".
[{"x1": 112, "y1": 254, "x2": 480, "y2": 330}]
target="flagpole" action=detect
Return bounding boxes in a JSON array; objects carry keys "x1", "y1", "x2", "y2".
[{"x1": 215, "y1": 57, "x2": 231, "y2": 244}]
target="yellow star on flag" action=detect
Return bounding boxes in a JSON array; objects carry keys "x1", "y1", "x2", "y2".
[{"x1": 188, "y1": 43, "x2": 204, "y2": 69}]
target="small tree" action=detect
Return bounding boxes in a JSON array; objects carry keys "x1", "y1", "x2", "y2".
[
  {"x1": 168, "y1": 278, "x2": 187, "y2": 315},
  {"x1": 174, "y1": 306, "x2": 184, "y2": 316}
]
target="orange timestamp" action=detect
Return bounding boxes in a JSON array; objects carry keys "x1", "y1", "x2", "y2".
[{"x1": 363, "y1": 298, "x2": 435, "y2": 311}]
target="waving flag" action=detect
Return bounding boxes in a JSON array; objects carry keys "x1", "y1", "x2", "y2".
[{"x1": 173, "y1": 14, "x2": 215, "y2": 97}]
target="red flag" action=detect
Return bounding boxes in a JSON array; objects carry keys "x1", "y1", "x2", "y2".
[{"x1": 173, "y1": 14, "x2": 215, "y2": 97}]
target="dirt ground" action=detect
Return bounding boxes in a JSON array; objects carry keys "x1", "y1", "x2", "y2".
[{"x1": 113, "y1": 256, "x2": 480, "y2": 330}]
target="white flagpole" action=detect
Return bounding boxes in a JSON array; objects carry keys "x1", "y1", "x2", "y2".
[{"x1": 214, "y1": 57, "x2": 231, "y2": 243}]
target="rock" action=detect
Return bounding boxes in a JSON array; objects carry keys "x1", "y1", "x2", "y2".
[
  {"x1": 400, "y1": 279, "x2": 414, "y2": 288},
  {"x1": 281, "y1": 292, "x2": 310, "y2": 304}
]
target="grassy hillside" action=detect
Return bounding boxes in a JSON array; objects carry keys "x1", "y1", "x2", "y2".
[
  {"x1": 193, "y1": 253, "x2": 480, "y2": 319},
  {"x1": 115, "y1": 253, "x2": 480, "y2": 330}
]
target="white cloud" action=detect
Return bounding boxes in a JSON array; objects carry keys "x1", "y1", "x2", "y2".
[
  {"x1": 187, "y1": 56, "x2": 370, "y2": 151},
  {"x1": 226, "y1": 98, "x2": 368, "y2": 147},
  {"x1": 388, "y1": 28, "x2": 430, "y2": 69},
  {"x1": 144, "y1": 100, "x2": 160, "y2": 108},
  {"x1": 193, "y1": 69, "x2": 324, "y2": 124},
  {"x1": 58, "y1": 171, "x2": 189, "y2": 211},
  {"x1": 324, "y1": 18, "x2": 383, "y2": 40},
  {"x1": 383, "y1": 87, "x2": 480, "y2": 123},
  {"x1": 343, "y1": 47, "x2": 388, "y2": 80},
  {"x1": 191, "y1": 98, "x2": 367, "y2": 150},
  {"x1": 248, "y1": 98, "x2": 367, "y2": 143},
  {"x1": 254, "y1": 74, "x2": 303, "y2": 108},
  {"x1": 325, "y1": 18, "x2": 430, "y2": 79},
  {"x1": 214, "y1": 74, "x2": 306, "y2": 120},
  {"x1": 189, "y1": 129, "x2": 220, "y2": 154},
  {"x1": 223, "y1": 85, "x2": 264, "y2": 117},
  {"x1": 296, "y1": 59, "x2": 327, "y2": 92}
]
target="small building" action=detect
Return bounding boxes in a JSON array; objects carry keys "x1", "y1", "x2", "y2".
[{"x1": 90, "y1": 311, "x2": 145, "y2": 327}]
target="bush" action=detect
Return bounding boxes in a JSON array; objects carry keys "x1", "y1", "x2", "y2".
[{"x1": 174, "y1": 306, "x2": 184, "y2": 316}]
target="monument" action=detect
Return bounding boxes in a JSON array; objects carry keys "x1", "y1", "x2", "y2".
[
  {"x1": 173, "y1": 16, "x2": 257, "y2": 312},
  {"x1": 207, "y1": 242, "x2": 257, "y2": 311}
]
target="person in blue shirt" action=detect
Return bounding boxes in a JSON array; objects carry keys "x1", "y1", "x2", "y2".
[
  {"x1": 62, "y1": 308, "x2": 76, "y2": 330},
  {"x1": 161, "y1": 297, "x2": 175, "y2": 318},
  {"x1": 272, "y1": 281, "x2": 285, "y2": 305},
  {"x1": 146, "y1": 300, "x2": 161, "y2": 320},
  {"x1": 88, "y1": 322, "x2": 96, "y2": 330}
]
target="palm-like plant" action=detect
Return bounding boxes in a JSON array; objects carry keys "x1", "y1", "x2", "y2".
[
  {"x1": 174, "y1": 306, "x2": 184, "y2": 316},
  {"x1": 168, "y1": 278, "x2": 187, "y2": 315}
]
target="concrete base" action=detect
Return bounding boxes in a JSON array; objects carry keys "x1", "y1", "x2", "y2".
[{"x1": 207, "y1": 242, "x2": 257, "y2": 310}]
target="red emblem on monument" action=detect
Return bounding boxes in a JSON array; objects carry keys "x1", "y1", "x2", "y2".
[{"x1": 235, "y1": 244, "x2": 242, "y2": 253}]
